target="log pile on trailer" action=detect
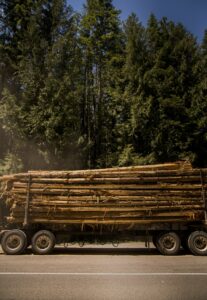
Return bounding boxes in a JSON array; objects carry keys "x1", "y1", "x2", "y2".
[{"x1": 0, "y1": 161, "x2": 206, "y2": 227}]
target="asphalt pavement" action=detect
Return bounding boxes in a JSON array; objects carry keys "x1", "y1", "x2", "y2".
[{"x1": 0, "y1": 242, "x2": 207, "y2": 300}]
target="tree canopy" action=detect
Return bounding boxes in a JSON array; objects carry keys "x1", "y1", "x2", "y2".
[{"x1": 0, "y1": 0, "x2": 206, "y2": 174}]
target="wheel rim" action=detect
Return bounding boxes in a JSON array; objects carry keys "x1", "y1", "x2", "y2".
[
  {"x1": 7, "y1": 235, "x2": 22, "y2": 250},
  {"x1": 193, "y1": 236, "x2": 207, "y2": 252},
  {"x1": 36, "y1": 235, "x2": 51, "y2": 250},
  {"x1": 162, "y1": 236, "x2": 176, "y2": 251}
]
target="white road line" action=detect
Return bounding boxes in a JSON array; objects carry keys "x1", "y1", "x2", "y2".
[{"x1": 0, "y1": 272, "x2": 207, "y2": 276}]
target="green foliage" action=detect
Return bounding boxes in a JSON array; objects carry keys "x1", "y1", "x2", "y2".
[
  {"x1": 117, "y1": 144, "x2": 158, "y2": 167},
  {"x1": 0, "y1": 1, "x2": 207, "y2": 171},
  {"x1": 123, "y1": 15, "x2": 202, "y2": 165},
  {"x1": 79, "y1": 0, "x2": 124, "y2": 168},
  {"x1": 0, "y1": 153, "x2": 23, "y2": 175},
  {"x1": 0, "y1": 0, "x2": 84, "y2": 169}
]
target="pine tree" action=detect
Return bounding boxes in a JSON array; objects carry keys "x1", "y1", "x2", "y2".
[
  {"x1": 115, "y1": 13, "x2": 148, "y2": 166},
  {"x1": 0, "y1": 0, "x2": 84, "y2": 171},
  {"x1": 129, "y1": 16, "x2": 201, "y2": 164},
  {"x1": 80, "y1": 0, "x2": 123, "y2": 167},
  {"x1": 0, "y1": 0, "x2": 36, "y2": 172},
  {"x1": 189, "y1": 30, "x2": 207, "y2": 166}
]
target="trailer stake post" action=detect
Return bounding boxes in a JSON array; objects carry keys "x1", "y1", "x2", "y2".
[{"x1": 23, "y1": 175, "x2": 32, "y2": 227}]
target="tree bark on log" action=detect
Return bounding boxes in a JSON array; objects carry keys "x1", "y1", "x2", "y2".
[{"x1": 1, "y1": 161, "x2": 206, "y2": 227}]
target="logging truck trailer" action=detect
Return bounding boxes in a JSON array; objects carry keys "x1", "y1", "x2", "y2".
[{"x1": 0, "y1": 162, "x2": 207, "y2": 256}]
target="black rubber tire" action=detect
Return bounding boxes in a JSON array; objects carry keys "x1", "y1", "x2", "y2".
[
  {"x1": 187, "y1": 231, "x2": 207, "y2": 256},
  {"x1": 31, "y1": 230, "x2": 56, "y2": 255},
  {"x1": 156, "y1": 232, "x2": 181, "y2": 255},
  {"x1": 1, "y1": 230, "x2": 27, "y2": 255}
]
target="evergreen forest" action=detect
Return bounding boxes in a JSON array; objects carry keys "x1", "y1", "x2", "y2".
[{"x1": 0, "y1": 0, "x2": 207, "y2": 174}]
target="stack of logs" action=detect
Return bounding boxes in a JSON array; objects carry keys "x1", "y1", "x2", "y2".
[{"x1": 0, "y1": 161, "x2": 206, "y2": 226}]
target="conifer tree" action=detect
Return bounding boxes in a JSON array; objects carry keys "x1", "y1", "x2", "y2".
[
  {"x1": 80, "y1": 0, "x2": 123, "y2": 168},
  {"x1": 129, "y1": 16, "x2": 201, "y2": 164},
  {"x1": 0, "y1": 0, "x2": 83, "y2": 171},
  {"x1": 115, "y1": 13, "x2": 148, "y2": 166},
  {"x1": 0, "y1": 0, "x2": 37, "y2": 172},
  {"x1": 189, "y1": 30, "x2": 207, "y2": 166}
]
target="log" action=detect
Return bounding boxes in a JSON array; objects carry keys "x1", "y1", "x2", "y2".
[
  {"x1": 11, "y1": 205, "x2": 203, "y2": 213},
  {"x1": 1, "y1": 162, "x2": 187, "y2": 182},
  {"x1": 11, "y1": 175, "x2": 206, "y2": 185},
  {"x1": 6, "y1": 216, "x2": 203, "y2": 225},
  {"x1": 14, "y1": 194, "x2": 202, "y2": 203},
  {"x1": 1, "y1": 161, "x2": 206, "y2": 227}
]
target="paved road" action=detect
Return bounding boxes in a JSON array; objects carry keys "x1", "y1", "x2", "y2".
[{"x1": 0, "y1": 243, "x2": 207, "y2": 300}]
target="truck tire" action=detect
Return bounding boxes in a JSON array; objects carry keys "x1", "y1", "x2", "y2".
[
  {"x1": 31, "y1": 230, "x2": 56, "y2": 255},
  {"x1": 1, "y1": 230, "x2": 27, "y2": 255},
  {"x1": 187, "y1": 231, "x2": 207, "y2": 256},
  {"x1": 156, "y1": 232, "x2": 181, "y2": 255}
]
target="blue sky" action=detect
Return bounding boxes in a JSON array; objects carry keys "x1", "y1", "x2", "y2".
[{"x1": 68, "y1": 0, "x2": 207, "y2": 42}]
